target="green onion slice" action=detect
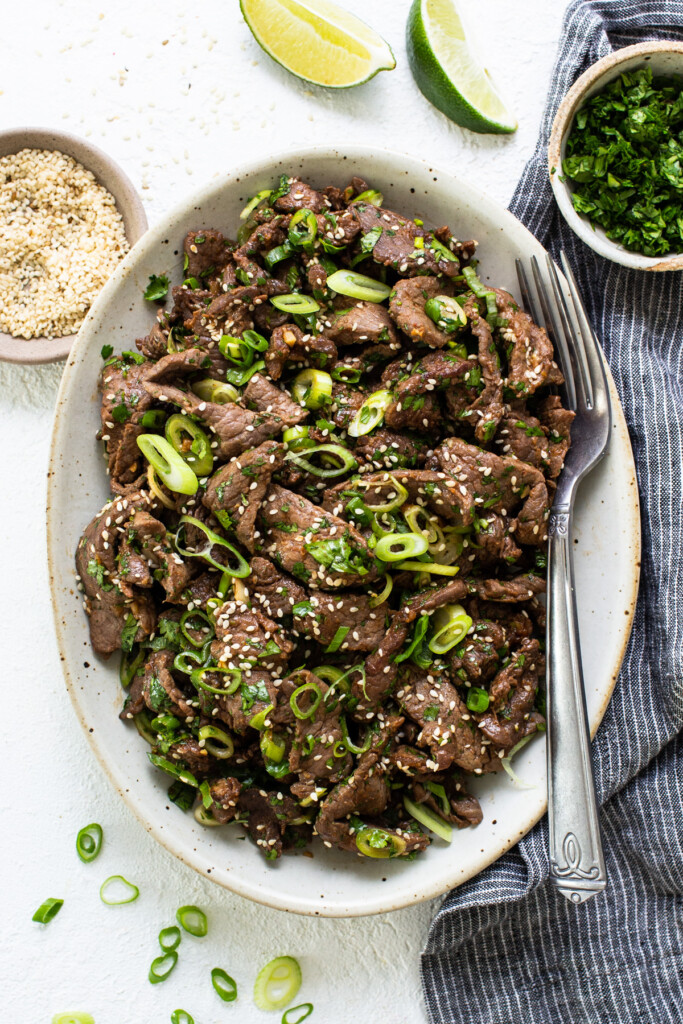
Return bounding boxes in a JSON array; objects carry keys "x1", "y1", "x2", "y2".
[
  {"x1": 260, "y1": 728, "x2": 287, "y2": 764},
  {"x1": 424, "y1": 295, "x2": 467, "y2": 333},
  {"x1": 326, "y1": 269, "x2": 391, "y2": 303},
  {"x1": 195, "y1": 804, "x2": 222, "y2": 826},
  {"x1": 99, "y1": 875, "x2": 139, "y2": 906},
  {"x1": 375, "y1": 532, "x2": 428, "y2": 562},
  {"x1": 284, "y1": 443, "x2": 357, "y2": 479},
  {"x1": 175, "y1": 515, "x2": 250, "y2": 578},
  {"x1": 253, "y1": 956, "x2": 302, "y2": 1011},
  {"x1": 173, "y1": 649, "x2": 205, "y2": 675},
  {"x1": 192, "y1": 378, "x2": 239, "y2": 405},
  {"x1": 331, "y1": 365, "x2": 362, "y2": 383},
  {"x1": 211, "y1": 967, "x2": 238, "y2": 1002},
  {"x1": 265, "y1": 241, "x2": 295, "y2": 268},
  {"x1": 149, "y1": 951, "x2": 178, "y2": 984},
  {"x1": 137, "y1": 434, "x2": 198, "y2": 496},
  {"x1": 291, "y1": 368, "x2": 332, "y2": 409},
  {"x1": 466, "y1": 686, "x2": 490, "y2": 713},
  {"x1": 51, "y1": 1015, "x2": 95, "y2": 1024},
  {"x1": 171, "y1": 1011, "x2": 194, "y2": 1024},
  {"x1": 270, "y1": 293, "x2": 320, "y2": 315},
  {"x1": 165, "y1": 413, "x2": 214, "y2": 478},
  {"x1": 176, "y1": 904, "x2": 208, "y2": 937},
  {"x1": 360, "y1": 475, "x2": 408, "y2": 512},
  {"x1": 403, "y1": 505, "x2": 440, "y2": 545},
  {"x1": 428, "y1": 603, "x2": 473, "y2": 654},
  {"x1": 140, "y1": 409, "x2": 167, "y2": 429},
  {"x1": 148, "y1": 752, "x2": 199, "y2": 787},
  {"x1": 76, "y1": 823, "x2": 103, "y2": 863},
  {"x1": 180, "y1": 608, "x2": 215, "y2": 649},
  {"x1": 500, "y1": 733, "x2": 538, "y2": 788},
  {"x1": 240, "y1": 188, "x2": 273, "y2": 220},
  {"x1": 249, "y1": 703, "x2": 274, "y2": 731},
  {"x1": 355, "y1": 827, "x2": 406, "y2": 858},
  {"x1": 134, "y1": 709, "x2": 157, "y2": 745},
  {"x1": 290, "y1": 680, "x2": 322, "y2": 720},
  {"x1": 325, "y1": 626, "x2": 349, "y2": 653},
  {"x1": 190, "y1": 665, "x2": 241, "y2": 697},
  {"x1": 369, "y1": 573, "x2": 393, "y2": 608},
  {"x1": 314, "y1": 665, "x2": 344, "y2": 686},
  {"x1": 120, "y1": 645, "x2": 145, "y2": 688},
  {"x1": 354, "y1": 189, "x2": 383, "y2": 206},
  {"x1": 32, "y1": 898, "x2": 63, "y2": 924},
  {"x1": 396, "y1": 560, "x2": 461, "y2": 576},
  {"x1": 282, "y1": 1005, "x2": 314, "y2": 1024},
  {"x1": 347, "y1": 389, "x2": 393, "y2": 437},
  {"x1": 159, "y1": 925, "x2": 182, "y2": 952},
  {"x1": 428, "y1": 235, "x2": 459, "y2": 263},
  {"x1": 340, "y1": 715, "x2": 373, "y2": 755},
  {"x1": 283, "y1": 425, "x2": 315, "y2": 451},
  {"x1": 288, "y1": 208, "x2": 318, "y2": 250},
  {"x1": 198, "y1": 724, "x2": 235, "y2": 759},
  {"x1": 395, "y1": 614, "x2": 431, "y2": 668},
  {"x1": 403, "y1": 795, "x2": 452, "y2": 843}
]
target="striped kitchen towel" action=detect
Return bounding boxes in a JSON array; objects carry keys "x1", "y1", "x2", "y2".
[{"x1": 421, "y1": 2, "x2": 683, "y2": 1022}]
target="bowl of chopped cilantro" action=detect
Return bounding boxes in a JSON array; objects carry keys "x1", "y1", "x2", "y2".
[{"x1": 548, "y1": 41, "x2": 683, "y2": 271}]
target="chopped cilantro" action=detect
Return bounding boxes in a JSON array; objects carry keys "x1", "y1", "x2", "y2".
[{"x1": 144, "y1": 274, "x2": 170, "y2": 302}]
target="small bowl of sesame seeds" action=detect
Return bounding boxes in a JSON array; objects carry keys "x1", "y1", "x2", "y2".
[{"x1": 0, "y1": 127, "x2": 148, "y2": 364}]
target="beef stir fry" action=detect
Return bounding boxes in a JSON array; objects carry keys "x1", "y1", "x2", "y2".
[{"x1": 76, "y1": 175, "x2": 573, "y2": 863}]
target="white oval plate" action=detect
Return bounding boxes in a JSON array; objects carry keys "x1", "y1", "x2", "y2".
[{"x1": 48, "y1": 146, "x2": 640, "y2": 917}]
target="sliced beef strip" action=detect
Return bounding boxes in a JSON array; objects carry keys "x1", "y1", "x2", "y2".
[
  {"x1": 350, "y1": 201, "x2": 461, "y2": 279},
  {"x1": 384, "y1": 389, "x2": 442, "y2": 434},
  {"x1": 398, "y1": 671, "x2": 493, "y2": 773},
  {"x1": 168, "y1": 284, "x2": 212, "y2": 327},
  {"x1": 195, "y1": 667, "x2": 277, "y2": 735},
  {"x1": 272, "y1": 177, "x2": 328, "y2": 214},
  {"x1": 358, "y1": 619, "x2": 409, "y2": 708},
  {"x1": 472, "y1": 512, "x2": 523, "y2": 566},
  {"x1": 496, "y1": 409, "x2": 548, "y2": 469},
  {"x1": 265, "y1": 323, "x2": 338, "y2": 379},
  {"x1": 136, "y1": 319, "x2": 168, "y2": 360},
  {"x1": 185, "y1": 283, "x2": 267, "y2": 339},
  {"x1": 433, "y1": 224, "x2": 478, "y2": 263},
  {"x1": 389, "y1": 277, "x2": 453, "y2": 349},
  {"x1": 144, "y1": 375, "x2": 306, "y2": 461},
  {"x1": 316, "y1": 207, "x2": 361, "y2": 246},
  {"x1": 400, "y1": 579, "x2": 469, "y2": 623},
  {"x1": 207, "y1": 777, "x2": 242, "y2": 824},
  {"x1": 242, "y1": 373, "x2": 309, "y2": 424},
  {"x1": 477, "y1": 637, "x2": 545, "y2": 752},
  {"x1": 184, "y1": 229, "x2": 232, "y2": 280},
  {"x1": 395, "y1": 350, "x2": 472, "y2": 396},
  {"x1": 448, "y1": 616, "x2": 506, "y2": 686},
  {"x1": 141, "y1": 650, "x2": 196, "y2": 720},
  {"x1": 203, "y1": 441, "x2": 285, "y2": 553},
  {"x1": 258, "y1": 484, "x2": 379, "y2": 590},
  {"x1": 410, "y1": 777, "x2": 483, "y2": 829},
  {"x1": 325, "y1": 301, "x2": 398, "y2": 348},
  {"x1": 326, "y1": 469, "x2": 474, "y2": 525},
  {"x1": 537, "y1": 395, "x2": 575, "y2": 479},
  {"x1": 234, "y1": 216, "x2": 288, "y2": 260},
  {"x1": 292, "y1": 591, "x2": 386, "y2": 652},
  {"x1": 287, "y1": 671, "x2": 353, "y2": 786},
  {"x1": 460, "y1": 294, "x2": 505, "y2": 443},
  {"x1": 333, "y1": 342, "x2": 400, "y2": 380},
  {"x1": 495, "y1": 288, "x2": 564, "y2": 396},
  {"x1": 467, "y1": 574, "x2": 546, "y2": 602},
  {"x1": 212, "y1": 603, "x2": 294, "y2": 675},
  {"x1": 76, "y1": 496, "x2": 156, "y2": 657},
  {"x1": 99, "y1": 357, "x2": 155, "y2": 487},
  {"x1": 330, "y1": 381, "x2": 366, "y2": 430},
  {"x1": 122, "y1": 509, "x2": 194, "y2": 603},
  {"x1": 513, "y1": 480, "x2": 551, "y2": 546},
  {"x1": 238, "y1": 787, "x2": 285, "y2": 859},
  {"x1": 249, "y1": 556, "x2": 307, "y2": 620},
  {"x1": 353, "y1": 428, "x2": 428, "y2": 471},
  {"x1": 167, "y1": 738, "x2": 214, "y2": 778}
]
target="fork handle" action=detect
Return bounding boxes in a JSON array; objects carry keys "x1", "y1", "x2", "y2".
[{"x1": 546, "y1": 509, "x2": 607, "y2": 904}]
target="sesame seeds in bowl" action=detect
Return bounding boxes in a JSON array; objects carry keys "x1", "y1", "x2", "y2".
[{"x1": 0, "y1": 128, "x2": 148, "y2": 365}]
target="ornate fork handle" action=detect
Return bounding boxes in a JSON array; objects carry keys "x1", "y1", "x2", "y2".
[{"x1": 546, "y1": 509, "x2": 607, "y2": 904}]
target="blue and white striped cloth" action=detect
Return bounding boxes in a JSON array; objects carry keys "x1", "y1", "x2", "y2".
[{"x1": 421, "y1": 3, "x2": 683, "y2": 1021}]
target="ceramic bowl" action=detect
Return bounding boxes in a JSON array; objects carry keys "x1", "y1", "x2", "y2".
[
  {"x1": 48, "y1": 145, "x2": 640, "y2": 916},
  {"x1": 0, "y1": 127, "x2": 148, "y2": 364},
  {"x1": 548, "y1": 41, "x2": 683, "y2": 271}
]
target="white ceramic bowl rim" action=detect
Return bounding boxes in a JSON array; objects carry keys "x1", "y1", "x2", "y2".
[{"x1": 48, "y1": 143, "x2": 641, "y2": 916}]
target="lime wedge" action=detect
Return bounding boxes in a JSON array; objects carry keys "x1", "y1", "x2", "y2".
[
  {"x1": 240, "y1": 0, "x2": 395, "y2": 88},
  {"x1": 406, "y1": 0, "x2": 517, "y2": 134}
]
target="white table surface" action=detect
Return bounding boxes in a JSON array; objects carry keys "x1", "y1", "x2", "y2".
[{"x1": 2, "y1": 1, "x2": 564, "y2": 1020}]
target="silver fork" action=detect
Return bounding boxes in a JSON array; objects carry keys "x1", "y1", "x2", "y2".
[{"x1": 515, "y1": 252, "x2": 611, "y2": 905}]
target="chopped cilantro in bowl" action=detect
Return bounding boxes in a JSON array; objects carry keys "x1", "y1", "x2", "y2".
[{"x1": 561, "y1": 66, "x2": 683, "y2": 257}]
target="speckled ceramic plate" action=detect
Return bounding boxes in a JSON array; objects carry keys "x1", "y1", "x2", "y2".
[{"x1": 47, "y1": 146, "x2": 640, "y2": 917}]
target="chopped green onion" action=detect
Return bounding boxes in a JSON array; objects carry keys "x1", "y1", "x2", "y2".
[
  {"x1": 284, "y1": 443, "x2": 357, "y2": 479},
  {"x1": 32, "y1": 898, "x2": 63, "y2": 924},
  {"x1": 134, "y1": 709, "x2": 157, "y2": 745},
  {"x1": 192, "y1": 378, "x2": 239, "y2": 404},
  {"x1": 424, "y1": 295, "x2": 467, "y2": 333},
  {"x1": 395, "y1": 614, "x2": 432, "y2": 669},
  {"x1": 249, "y1": 703, "x2": 274, "y2": 731},
  {"x1": 331, "y1": 365, "x2": 362, "y2": 383},
  {"x1": 194, "y1": 804, "x2": 223, "y2": 826},
  {"x1": 291, "y1": 368, "x2": 332, "y2": 409},
  {"x1": 355, "y1": 189, "x2": 383, "y2": 206},
  {"x1": 225, "y1": 359, "x2": 265, "y2": 386},
  {"x1": 198, "y1": 724, "x2": 235, "y2": 759},
  {"x1": 120, "y1": 645, "x2": 145, "y2": 688},
  {"x1": 148, "y1": 752, "x2": 199, "y2": 787},
  {"x1": 176, "y1": 904, "x2": 208, "y2": 937},
  {"x1": 283, "y1": 425, "x2": 315, "y2": 451},
  {"x1": 282, "y1": 1004, "x2": 314, "y2": 1024},
  {"x1": 265, "y1": 241, "x2": 295, "y2": 268},
  {"x1": 314, "y1": 665, "x2": 345, "y2": 686},
  {"x1": 149, "y1": 951, "x2": 178, "y2": 984},
  {"x1": 182, "y1": 277, "x2": 201, "y2": 290},
  {"x1": 76, "y1": 823, "x2": 103, "y2": 863},
  {"x1": 180, "y1": 608, "x2": 215, "y2": 648},
  {"x1": 428, "y1": 236, "x2": 458, "y2": 263},
  {"x1": 288, "y1": 208, "x2": 318, "y2": 250},
  {"x1": 355, "y1": 827, "x2": 406, "y2": 858},
  {"x1": 159, "y1": 926, "x2": 182, "y2": 952},
  {"x1": 173, "y1": 650, "x2": 205, "y2": 675},
  {"x1": 360, "y1": 475, "x2": 408, "y2": 512},
  {"x1": 137, "y1": 434, "x2": 198, "y2": 496},
  {"x1": 369, "y1": 573, "x2": 393, "y2": 608},
  {"x1": 146, "y1": 465, "x2": 176, "y2": 509},
  {"x1": 462, "y1": 265, "x2": 495, "y2": 303},
  {"x1": 340, "y1": 715, "x2": 373, "y2": 755},
  {"x1": 326, "y1": 269, "x2": 391, "y2": 303},
  {"x1": 375, "y1": 532, "x2": 428, "y2": 562},
  {"x1": 51, "y1": 1015, "x2": 95, "y2": 1024},
  {"x1": 165, "y1": 413, "x2": 213, "y2": 478},
  {"x1": 253, "y1": 956, "x2": 302, "y2": 1011},
  {"x1": 396, "y1": 560, "x2": 461, "y2": 576},
  {"x1": 190, "y1": 665, "x2": 241, "y2": 697},
  {"x1": 175, "y1": 514, "x2": 250, "y2": 578},
  {"x1": 140, "y1": 409, "x2": 167, "y2": 429},
  {"x1": 403, "y1": 795, "x2": 452, "y2": 843},
  {"x1": 290, "y1": 680, "x2": 322, "y2": 720},
  {"x1": 325, "y1": 626, "x2": 349, "y2": 653},
  {"x1": 428, "y1": 603, "x2": 473, "y2": 653},
  {"x1": 171, "y1": 1011, "x2": 194, "y2": 1024},
  {"x1": 500, "y1": 733, "x2": 538, "y2": 789},
  {"x1": 347, "y1": 389, "x2": 393, "y2": 437},
  {"x1": 260, "y1": 728, "x2": 287, "y2": 764},
  {"x1": 240, "y1": 188, "x2": 273, "y2": 219},
  {"x1": 403, "y1": 505, "x2": 439, "y2": 545},
  {"x1": 270, "y1": 293, "x2": 320, "y2": 315},
  {"x1": 466, "y1": 686, "x2": 490, "y2": 713},
  {"x1": 211, "y1": 967, "x2": 238, "y2": 1002},
  {"x1": 99, "y1": 875, "x2": 139, "y2": 906}
]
